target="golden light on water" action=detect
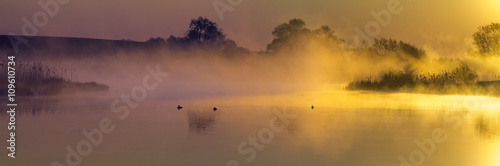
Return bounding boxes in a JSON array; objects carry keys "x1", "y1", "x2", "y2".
[
  {"x1": 190, "y1": 85, "x2": 500, "y2": 114},
  {"x1": 2, "y1": 0, "x2": 500, "y2": 165},
  {"x1": 302, "y1": 86, "x2": 500, "y2": 112},
  {"x1": 493, "y1": 142, "x2": 500, "y2": 166}
]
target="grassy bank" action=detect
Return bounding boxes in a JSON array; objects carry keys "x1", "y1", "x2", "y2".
[
  {"x1": 346, "y1": 64, "x2": 500, "y2": 96},
  {"x1": 0, "y1": 61, "x2": 108, "y2": 96}
]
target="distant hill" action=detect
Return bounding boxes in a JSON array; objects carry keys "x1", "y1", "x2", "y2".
[{"x1": 0, "y1": 35, "x2": 161, "y2": 59}]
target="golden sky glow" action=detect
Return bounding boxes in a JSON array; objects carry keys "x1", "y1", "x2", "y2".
[{"x1": 1, "y1": 0, "x2": 499, "y2": 56}]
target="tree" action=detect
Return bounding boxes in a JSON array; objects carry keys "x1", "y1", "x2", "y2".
[
  {"x1": 266, "y1": 18, "x2": 310, "y2": 52},
  {"x1": 451, "y1": 64, "x2": 478, "y2": 85},
  {"x1": 311, "y1": 26, "x2": 344, "y2": 50},
  {"x1": 472, "y1": 23, "x2": 500, "y2": 56},
  {"x1": 266, "y1": 18, "x2": 342, "y2": 53},
  {"x1": 185, "y1": 17, "x2": 226, "y2": 45},
  {"x1": 312, "y1": 26, "x2": 335, "y2": 41},
  {"x1": 166, "y1": 17, "x2": 247, "y2": 53}
]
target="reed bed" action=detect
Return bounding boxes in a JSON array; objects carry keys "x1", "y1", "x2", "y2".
[
  {"x1": 347, "y1": 64, "x2": 499, "y2": 95},
  {"x1": 0, "y1": 60, "x2": 107, "y2": 96}
]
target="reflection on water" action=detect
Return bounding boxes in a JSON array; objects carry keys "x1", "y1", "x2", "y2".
[
  {"x1": 1, "y1": 90, "x2": 500, "y2": 166},
  {"x1": 475, "y1": 112, "x2": 500, "y2": 139},
  {"x1": 0, "y1": 97, "x2": 69, "y2": 117},
  {"x1": 0, "y1": 97, "x2": 109, "y2": 118},
  {"x1": 187, "y1": 109, "x2": 217, "y2": 134}
]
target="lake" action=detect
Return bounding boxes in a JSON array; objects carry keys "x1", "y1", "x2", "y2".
[{"x1": 1, "y1": 88, "x2": 499, "y2": 166}]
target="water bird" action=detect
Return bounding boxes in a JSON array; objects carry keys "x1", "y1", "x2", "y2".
[
  {"x1": 213, "y1": 107, "x2": 217, "y2": 111},
  {"x1": 311, "y1": 105, "x2": 315, "y2": 110},
  {"x1": 177, "y1": 105, "x2": 183, "y2": 110}
]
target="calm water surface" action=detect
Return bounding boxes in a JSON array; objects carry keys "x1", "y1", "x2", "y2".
[{"x1": 1, "y1": 89, "x2": 500, "y2": 166}]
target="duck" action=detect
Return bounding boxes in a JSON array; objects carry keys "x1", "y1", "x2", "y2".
[
  {"x1": 311, "y1": 105, "x2": 315, "y2": 110},
  {"x1": 177, "y1": 105, "x2": 183, "y2": 110},
  {"x1": 213, "y1": 107, "x2": 218, "y2": 111}
]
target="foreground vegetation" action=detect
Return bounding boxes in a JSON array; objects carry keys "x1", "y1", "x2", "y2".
[{"x1": 0, "y1": 61, "x2": 108, "y2": 96}]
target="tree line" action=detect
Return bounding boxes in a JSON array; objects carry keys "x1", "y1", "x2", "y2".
[{"x1": 149, "y1": 16, "x2": 500, "y2": 58}]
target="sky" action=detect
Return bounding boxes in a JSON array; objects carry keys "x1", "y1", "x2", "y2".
[{"x1": 1, "y1": 0, "x2": 500, "y2": 56}]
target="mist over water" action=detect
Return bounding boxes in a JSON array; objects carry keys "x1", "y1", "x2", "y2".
[
  {"x1": 38, "y1": 48, "x2": 344, "y2": 98},
  {"x1": 1, "y1": 14, "x2": 500, "y2": 166},
  {"x1": 3, "y1": 42, "x2": 500, "y2": 166},
  {"x1": 2, "y1": 86, "x2": 500, "y2": 166},
  {"x1": 20, "y1": 44, "x2": 497, "y2": 102}
]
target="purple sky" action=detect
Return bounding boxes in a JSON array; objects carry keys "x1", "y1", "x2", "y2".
[{"x1": 1, "y1": 0, "x2": 500, "y2": 56}]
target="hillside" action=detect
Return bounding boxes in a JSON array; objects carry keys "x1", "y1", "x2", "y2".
[{"x1": 0, "y1": 35, "x2": 158, "y2": 59}]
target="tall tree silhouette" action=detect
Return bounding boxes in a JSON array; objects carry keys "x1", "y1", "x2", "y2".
[
  {"x1": 266, "y1": 18, "x2": 310, "y2": 52},
  {"x1": 167, "y1": 17, "x2": 246, "y2": 53},
  {"x1": 473, "y1": 23, "x2": 500, "y2": 56},
  {"x1": 186, "y1": 17, "x2": 225, "y2": 45},
  {"x1": 266, "y1": 18, "x2": 342, "y2": 53}
]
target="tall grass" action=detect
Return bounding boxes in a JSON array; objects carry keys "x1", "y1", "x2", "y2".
[
  {"x1": 0, "y1": 60, "x2": 76, "y2": 83},
  {"x1": 346, "y1": 64, "x2": 495, "y2": 95},
  {"x1": 0, "y1": 60, "x2": 107, "y2": 96}
]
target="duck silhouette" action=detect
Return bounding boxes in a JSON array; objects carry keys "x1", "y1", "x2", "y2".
[
  {"x1": 213, "y1": 107, "x2": 217, "y2": 111},
  {"x1": 177, "y1": 105, "x2": 183, "y2": 110}
]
